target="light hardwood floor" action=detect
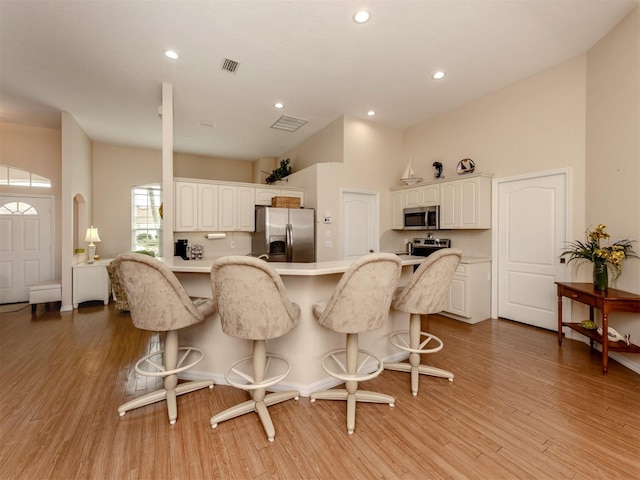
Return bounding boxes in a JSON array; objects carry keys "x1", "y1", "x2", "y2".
[{"x1": 1, "y1": 302, "x2": 639, "y2": 480}]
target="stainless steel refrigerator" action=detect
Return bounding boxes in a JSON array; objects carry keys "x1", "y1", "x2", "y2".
[{"x1": 252, "y1": 206, "x2": 315, "y2": 262}]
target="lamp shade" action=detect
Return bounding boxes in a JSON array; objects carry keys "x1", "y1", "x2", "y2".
[{"x1": 85, "y1": 226, "x2": 101, "y2": 243}]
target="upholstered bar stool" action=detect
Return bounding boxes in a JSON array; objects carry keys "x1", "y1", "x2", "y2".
[
  {"x1": 385, "y1": 248, "x2": 462, "y2": 396},
  {"x1": 111, "y1": 253, "x2": 216, "y2": 425},
  {"x1": 310, "y1": 253, "x2": 401, "y2": 434},
  {"x1": 210, "y1": 256, "x2": 300, "y2": 442}
]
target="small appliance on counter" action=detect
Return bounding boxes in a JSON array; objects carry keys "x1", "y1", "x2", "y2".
[{"x1": 175, "y1": 239, "x2": 190, "y2": 260}]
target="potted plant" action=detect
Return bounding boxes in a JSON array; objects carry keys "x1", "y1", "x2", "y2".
[
  {"x1": 266, "y1": 158, "x2": 292, "y2": 185},
  {"x1": 560, "y1": 224, "x2": 637, "y2": 290}
]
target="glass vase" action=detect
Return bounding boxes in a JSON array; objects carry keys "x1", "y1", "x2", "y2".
[{"x1": 593, "y1": 261, "x2": 608, "y2": 291}]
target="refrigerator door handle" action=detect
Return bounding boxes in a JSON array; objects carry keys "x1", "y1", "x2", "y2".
[{"x1": 286, "y1": 223, "x2": 293, "y2": 262}]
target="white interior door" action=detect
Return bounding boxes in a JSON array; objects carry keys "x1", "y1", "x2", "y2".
[
  {"x1": 0, "y1": 195, "x2": 54, "y2": 303},
  {"x1": 496, "y1": 171, "x2": 568, "y2": 330},
  {"x1": 342, "y1": 190, "x2": 379, "y2": 259}
]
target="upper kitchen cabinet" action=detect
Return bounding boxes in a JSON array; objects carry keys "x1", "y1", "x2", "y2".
[
  {"x1": 403, "y1": 184, "x2": 439, "y2": 208},
  {"x1": 255, "y1": 187, "x2": 304, "y2": 207},
  {"x1": 391, "y1": 191, "x2": 404, "y2": 229},
  {"x1": 439, "y1": 174, "x2": 492, "y2": 229},
  {"x1": 175, "y1": 181, "x2": 219, "y2": 232},
  {"x1": 218, "y1": 184, "x2": 255, "y2": 232}
]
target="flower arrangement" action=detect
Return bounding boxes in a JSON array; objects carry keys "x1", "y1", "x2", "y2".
[{"x1": 560, "y1": 224, "x2": 637, "y2": 289}]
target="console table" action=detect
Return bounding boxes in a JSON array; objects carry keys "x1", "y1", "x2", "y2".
[
  {"x1": 72, "y1": 259, "x2": 113, "y2": 308},
  {"x1": 556, "y1": 282, "x2": 640, "y2": 374}
]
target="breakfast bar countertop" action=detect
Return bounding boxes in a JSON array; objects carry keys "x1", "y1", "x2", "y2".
[{"x1": 157, "y1": 254, "x2": 425, "y2": 276}]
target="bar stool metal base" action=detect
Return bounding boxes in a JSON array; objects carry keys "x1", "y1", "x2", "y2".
[{"x1": 385, "y1": 313, "x2": 453, "y2": 397}]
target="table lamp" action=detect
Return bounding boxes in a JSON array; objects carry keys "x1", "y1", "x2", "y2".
[{"x1": 85, "y1": 226, "x2": 101, "y2": 263}]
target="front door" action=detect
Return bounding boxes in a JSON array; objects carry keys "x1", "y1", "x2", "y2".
[
  {"x1": 0, "y1": 195, "x2": 54, "y2": 303},
  {"x1": 496, "y1": 171, "x2": 568, "y2": 330},
  {"x1": 342, "y1": 190, "x2": 379, "y2": 259}
]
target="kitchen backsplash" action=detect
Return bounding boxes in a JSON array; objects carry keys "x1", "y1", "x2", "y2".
[{"x1": 173, "y1": 232, "x2": 252, "y2": 258}]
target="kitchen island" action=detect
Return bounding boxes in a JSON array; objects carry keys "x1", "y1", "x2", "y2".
[{"x1": 157, "y1": 255, "x2": 424, "y2": 397}]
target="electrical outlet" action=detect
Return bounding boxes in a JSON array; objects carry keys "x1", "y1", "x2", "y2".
[
  {"x1": 323, "y1": 217, "x2": 331, "y2": 224},
  {"x1": 324, "y1": 240, "x2": 332, "y2": 248},
  {"x1": 230, "y1": 240, "x2": 236, "y2": 248}
]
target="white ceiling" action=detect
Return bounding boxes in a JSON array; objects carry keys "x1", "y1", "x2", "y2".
[{"x1": 1, "y1": 0, "x2": 637, "y2": 161}]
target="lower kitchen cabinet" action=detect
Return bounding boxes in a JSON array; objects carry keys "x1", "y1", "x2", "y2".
[
  {"x1": 442, "y1": 258, "x2": 491, "y2": 324},
  {"x1": 73, "y1": 259, "x2": 112, "y2": 308}
]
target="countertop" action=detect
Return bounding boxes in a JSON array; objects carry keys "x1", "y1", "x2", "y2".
[
  {"x1": 158, "y1": 254, "x2": 425, "y2": 276},
  {"x1": 383, "y1": 252, "x2": 491, "y2": 264},
  {"x1": 459, "y1": 256, "x2": 492, "y2": 264}
]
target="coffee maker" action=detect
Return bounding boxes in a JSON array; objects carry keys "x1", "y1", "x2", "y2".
[{"x1": 175, "y1": 239, "x2": 189, "y2": 260}]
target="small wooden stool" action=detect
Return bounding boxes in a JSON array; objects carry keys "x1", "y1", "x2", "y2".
[{"x1": 28, "y1": 280, "x2": 62, "y2": 314}]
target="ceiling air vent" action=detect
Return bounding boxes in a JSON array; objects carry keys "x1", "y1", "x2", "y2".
[
  {"x1": 271, "y1": 115, "x2": 308, "y2": 132},
  {"x1": 221, "y1": 58, "x2": 240, "y2": 73}
]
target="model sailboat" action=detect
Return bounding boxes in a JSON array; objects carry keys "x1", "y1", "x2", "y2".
[{"x1": 401, "y1": 159, "x2": 422, "y2": 185}]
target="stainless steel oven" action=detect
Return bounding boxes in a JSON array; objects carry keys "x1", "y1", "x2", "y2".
[{"x1": 410, "y1": 237, "x2": 451, "y2": 257}]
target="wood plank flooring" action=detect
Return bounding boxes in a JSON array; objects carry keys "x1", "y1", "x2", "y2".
[{"x1": 1, "y1": 302, "x2": 639, "y2": 479}]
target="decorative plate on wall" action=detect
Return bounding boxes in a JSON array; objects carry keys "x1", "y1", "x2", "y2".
[{"x1": 456, "y1": 158, "x2": 475, "y2": 175}]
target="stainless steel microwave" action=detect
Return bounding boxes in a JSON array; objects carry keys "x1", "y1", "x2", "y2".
[{"x1": 403, "y1": 206, "x2": 440, "y2": 230}]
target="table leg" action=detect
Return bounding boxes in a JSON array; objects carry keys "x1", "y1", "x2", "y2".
[
  {"x1": 602, "y1": 312, "x2": 609, "y2": 375},
  {"x1": 589, "y1": 306, "x2": 594, "y2": 350},
  {"x1": 557, "y1": 294, "x2": 563, "y2": 345}
]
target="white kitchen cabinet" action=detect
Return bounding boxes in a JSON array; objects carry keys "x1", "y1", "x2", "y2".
[
  {"x1": 255, "y1": 187, "x2": 278, "y2": 206},
  {"x1": 175, "y1": 181, "x2": 219, "y2": 231},
  {"x1": 174, "y1": 181, "x2": 198, "y2": 231},
  {"x1": 391, "y1": 191, "x2": 404, "y2": 229},
  {"x1": 439, "y1": 175, "x2": 491, "y2": 229},
  {"x1": 198, "y1": 183, "x2": 219, "y2": 231},
  {"x1": 219, "y1": 184, "x2": 255, "y2": 231},
  {"x1": 442, "y1": 259, "x2": 491, "y2": 324},
  {"x1": 73, "y1": 259, "x2": 112, "y2": 308},
  {"x1": 404, "y1": 184, "x2": 439, "y2": 208},
  {"x1": 255, "y1": 187, "x2": 304, "y2": 206},
  {"x1": 391, "y1": 184, "x2": 437, "y2": 230}
]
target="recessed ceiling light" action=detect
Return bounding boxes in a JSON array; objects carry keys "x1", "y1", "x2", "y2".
[
  {"x1": 353, "y1": 10, "x2": 371, "y2": 24},
  {"x1": 274, "y1": 102, "x2": 284, "y2": 109},
  {"x1": 165, "y1": 50, "x2": 179, "y2": 60},
  {"x1": 432, "y1": 71, "x2": 446, "y2": 80},
  {"x1": 367, "y1": 110, "x2": 376, "y2": 116}
]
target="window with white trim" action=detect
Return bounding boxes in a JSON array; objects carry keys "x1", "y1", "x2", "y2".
[{"x1": 131, "y1": 185, "x2": 162, "y2": 256}]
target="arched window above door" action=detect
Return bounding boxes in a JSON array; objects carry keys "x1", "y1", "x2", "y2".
[
  {"x1": 0, "y1": 201, "x2": 38, "y2": 215},
  {"x1": 0, "y1": 165, "x2": 51, "y2": 188}
]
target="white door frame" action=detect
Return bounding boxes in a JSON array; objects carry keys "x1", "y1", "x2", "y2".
[
  {"x1": 491, "y1": 168, "x2": 571, "y2": 319},
  {"x1": 340, "y1": 188, "x2": 380, "y2": 259}
]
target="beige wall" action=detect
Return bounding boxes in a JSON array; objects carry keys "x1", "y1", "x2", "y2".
[
  {"x1": 280, "y1": 116, "x2": 345, "y2": 171},
  {"x1": 586, "y1": 7, "x2": 640, "y2": 368},
  {"x1": 90, "y1": 144, "x2": 257, "y2": 259},
  {"x1": 0, "y1": 122, "x2": 62, "y2": 277},
  {"x1": 404, "y1": 55, "x2": 588, "y2": 257},
  {"x1": 174, "y1": 151, "x2": 252, "y2": 182},
  {"x1": 252, "y1": 157, "x2": 277, "y2": 184},
  {"x1": 92, "y1": 142, "x2": 162, "y2": 259},
  {"x1": 311, "y1": 116, "x2": 404, "y2": 261}
]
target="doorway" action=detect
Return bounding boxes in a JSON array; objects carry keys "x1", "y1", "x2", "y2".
[
  {"x1": 493, "y1": 169, "x2": 569, "y2": 330},
  {"x1": 0, "y1": 194, "x2": 55, "y2": 303},
  {"x1": 341, "y1": 189, "x2": 379, "y2": 259}
]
